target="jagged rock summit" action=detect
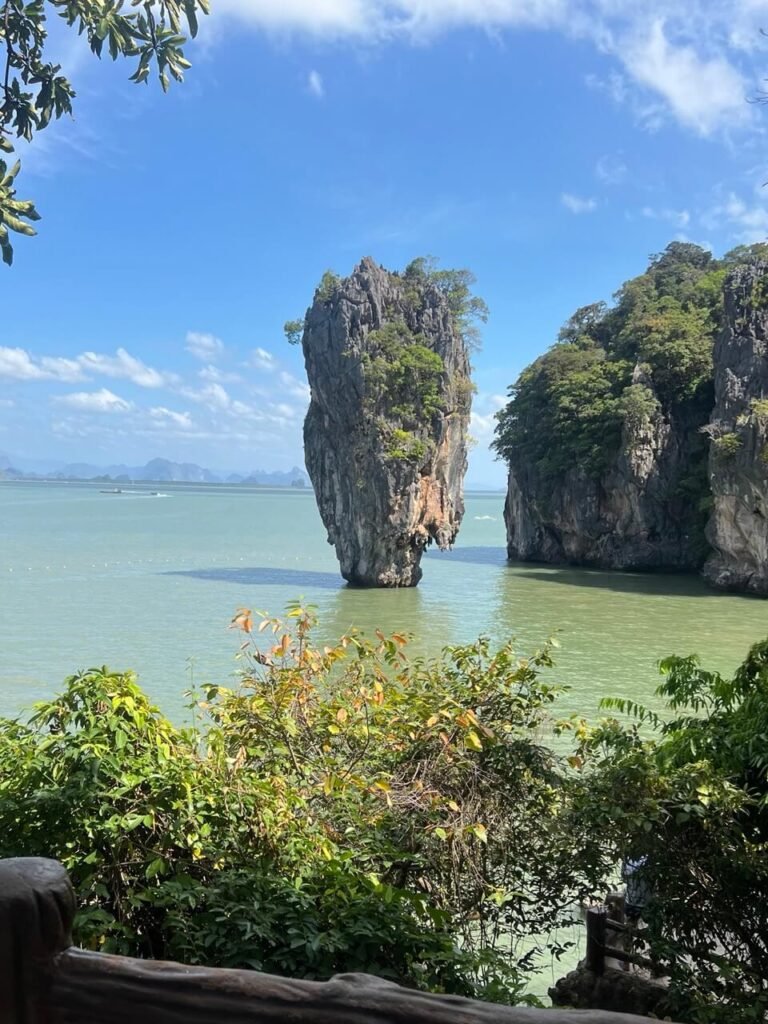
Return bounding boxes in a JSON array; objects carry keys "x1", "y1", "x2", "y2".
[{"x1": 300, "y1": 257, "x2": 475, "y2": 587}]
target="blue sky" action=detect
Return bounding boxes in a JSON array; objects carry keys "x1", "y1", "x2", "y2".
[{"x1": 2, "y1": 0, "x2": 768, "y2": 487}]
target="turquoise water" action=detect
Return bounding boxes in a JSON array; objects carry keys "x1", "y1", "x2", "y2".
[{"x1": 2, "y1": 480, "x2": 767, "y2": 722}]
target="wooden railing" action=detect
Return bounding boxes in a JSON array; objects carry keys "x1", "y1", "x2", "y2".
[
  {"x1": 0, "y1": 858, "x2": 679, "y2": 1024},
  {"x1": 585, "y1": 906, "x2": 661, "y2": 977}
]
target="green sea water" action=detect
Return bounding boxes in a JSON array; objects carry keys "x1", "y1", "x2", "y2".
[{"x1": 2, "y1": 479, "x2": 767, "y2": 722}]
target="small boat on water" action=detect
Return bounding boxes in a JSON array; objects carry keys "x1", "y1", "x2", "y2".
[{"x1": 100, "y1": 488, "x2": 123, "y2": 494}]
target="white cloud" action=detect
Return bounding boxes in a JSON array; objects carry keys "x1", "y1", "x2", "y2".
[
  {"x1": 0, "y1": 345, "x2": 171, "y2": 388},
  {"x1": 209, "y1": 2, "x2": 755, "y2": 138},
  {"x1": 595, "y1": 154, "x2": 627, "y2": 185},
  {"x1": 470, "y1": 393, "x2": 507, "y2": 439},
  {"x1": 0, "y1": 347, "x2": 84, "y2": 382},
  {"x1": 251, "y1": 347, "x2": 277, "y2": 371},
  {"x1": 56, "y1": 388, "x2": 133, "y2": 413},
  {"x1": 308, "y1": 69, "x2": 325, "y2": 97},
  {"x1": 561, "y1": 192, "x2": 597, "y2": 214},
  {"x1": 186, "y1": 331, "x2": 225, "y2": 362},
  {"x1": 279, "y1": 370, "x2": 311, "y2": 400},
  {"x1": 77, "y1": 347, "x2": 172, "y2": 388},
  {"x1": 641, "y1": 205, "x2": 691, "y2": 228},
  {"x1": 703, "y1": 191, "x2": 768, "y2": 243},
  {"x1": 191, "y1": 382, "x2": 232, "y2": 410},
  {"x1": 149, "y1": 406, "x2": 194, "y2": 429},
  {"x1": 214, "y1": 0, "x2": 372, "y2": 36},
  {"x1": 620, "y1": 19, "x2": 747, "y2": 137},
  {"x1": 198, "y1": 364, "x2": 243, "y2": 384}
]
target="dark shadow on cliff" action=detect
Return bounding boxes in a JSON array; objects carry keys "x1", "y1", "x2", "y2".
[
  {"x1": 505, "y1": 563, "x2": 751, "y2": 599},
  {"x1": 163, "y1": 567, "x2": 345, "y2": 590},
  {"x1": 424, "y1": 545, "x2": 508, "y2": 567}
]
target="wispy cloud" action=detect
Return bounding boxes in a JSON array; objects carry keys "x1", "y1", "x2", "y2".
[
  {"x1": 211, "y1": 1, "x2": 759, "y2": 139},
  {"x1": 702, "y1": 191, "x2": 768, "y2": 244},
  {"x1": 307, "y1": 69, "x2": 325, "y2": 98},
  {"x1": 0, "y1": 347, "x2": 84, "y2": 382},
  {"x1": 186, "y1": 331, "x2": 225, "y2": 362},
  {"x1": 561, "y1": 192, "x2": 597, "y2": 215},
  {"x1": 77, "y1": 347, "x2": 174, "y2": 388},
  {"x1": 198, "y1": 364, "x2": 243, "y2": 384},
  {"x1": 279, "y1": 370, "x2": 311, "y2": 400},
  {"x1": 149, "y1": 406, "x2": 194, "y2": 429},
  {"x1": 251, "y1": 347, "x2": 277, "y2": 371},
  {"x1": 595, "y1": 154, "x2": 627, "y2": 185},
  {"x1": 55, "y1": 388, "x2": 133, "y2": 413},
  {"x1": 620, "y1": 19, "x2": 747, "y2": 137},
  {"x1": 470, "y1": 393, "x2": 507, "y2": 440},
  {"x1": 641, "y1": 205, "x2": 691, "y2": 228}
]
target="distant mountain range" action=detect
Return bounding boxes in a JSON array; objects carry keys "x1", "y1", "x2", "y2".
[{"x1": 0, "y1": 453, "x2": 309, "y2": 487}]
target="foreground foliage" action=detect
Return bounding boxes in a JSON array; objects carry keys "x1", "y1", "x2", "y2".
[
  {"x1": 3, "y1": 609, "x2": 767, "y2": 1021},
  {"x1": 0, "y1": 0, "x2": 207, "y2": 263},
  {"x1": 0, "y1": 607, "x2": 594, "y2": 1001},
  {"x1": 567, "y1": 638, "x2": 768, "y2": 1023}
]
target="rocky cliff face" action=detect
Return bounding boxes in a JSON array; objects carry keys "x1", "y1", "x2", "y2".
[
  {"x1": 504, "y1": 373, "x2": 708, "y2": 571},
  {"x1": 703, "y1": 263, "x2": 768, "y2": 594},
  {"x1": 501, "y1": 253, "x2": 768, "y2": 593},
  {"x1": 301, "y1": 258, "x2": 472, "y2": 587}
]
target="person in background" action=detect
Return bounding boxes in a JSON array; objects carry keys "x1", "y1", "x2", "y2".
[{"x1": 622, "y1": 855, "x2": 651, "y2": 923}]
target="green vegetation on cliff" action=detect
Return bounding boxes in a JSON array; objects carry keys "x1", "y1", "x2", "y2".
[
  {"x1": 493, "y1": 242, "x2": 767, "y2": 482},
  {"x1": 290, "y1": 257, "x2": 485, "y2": 466}
]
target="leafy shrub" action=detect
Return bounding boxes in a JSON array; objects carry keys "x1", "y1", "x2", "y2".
[
  {"x1": 618, "y1": 383, "x2": 659, "y2": 431},
  {"x1": 363, "y1": 322, "x2": 446, "y2": 426},
  {"x1": 385, "y1": 428, "x2": 429, "y2": 463},
  {"x1": 284, "y1": 318, "x2": 305, "y2": 345},
  {"x1": 568, "y1": 639, "x2": 768, "y2": 1024},
  {"x1": 317, "y1": 269, "x2": 340, "y2": 303},
  {"x1": 712, "y1": 432, "x2": 743, "y2": 460},
  {"x1": 403, "y1": 256, "x2": 488, "y2": 350},
  {"x1": 0, "y1": 608, "x2": 597, "y2": 1001},
  {"x1": 454, "y1": 374, "x2": 476, "y2": 413}
]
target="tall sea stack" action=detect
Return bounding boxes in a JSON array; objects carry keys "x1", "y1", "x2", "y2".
[
  {"x1": 300, "y1": 257, "x2": 474, "y2": 587},
  {"x1": 703, "y1": 263, "x2": 768, "y2": 594}
]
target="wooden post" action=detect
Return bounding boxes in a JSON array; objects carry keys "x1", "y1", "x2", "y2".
[
  {"x1": 0, "y1": 858, "x2": 76, "y2": 1024},
  {"x1": 586, "y1": 905, "x2": 609, "y2": 976}
]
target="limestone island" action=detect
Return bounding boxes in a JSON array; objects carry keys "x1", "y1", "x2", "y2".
[
  {"x1": 494, "y1": 242, "x2": 768, "y2": 596},
  {"x1": 291, "y1": 257, "x2": 485, "y2": 587}
]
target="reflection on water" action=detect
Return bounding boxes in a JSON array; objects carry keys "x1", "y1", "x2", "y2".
[
  {"x1": 508, "y1": 563, "x2": 750, "y2": 599},
  {"x1": 425, "y1": 545, "x2": 509, "y2": 567},
  {"x1": 491, "y1": 561, "x2": 768, "y2": 718},
  {"x1": 165, "y1": 566, "x2": 345, "y2": 590}
]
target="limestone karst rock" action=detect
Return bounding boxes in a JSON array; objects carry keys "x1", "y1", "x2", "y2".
[
  {"x1": 300, "y1": 258, "x2": 475, "y2": 587},
  {"x1": 703, "y1": 263, "x2": 768, "y2": 594},
  {"x1": 502, "y1": 364, "x2": 707, "y2": 571},
  {"x1": 497, "y1": 245, "x2": 768, "y2": 594}
]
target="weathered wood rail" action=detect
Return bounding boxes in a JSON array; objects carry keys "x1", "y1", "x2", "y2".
[
  {"x1": 585, "y1": 906, "x2": 660, "y2": 977},
  {"x1": 0, "y1": 858, "x2": 679, "y2": 1023}
]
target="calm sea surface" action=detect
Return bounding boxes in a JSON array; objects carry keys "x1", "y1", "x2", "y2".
[{"x1": 2, "y1": 480, "x2": 767, "y2": 722}]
